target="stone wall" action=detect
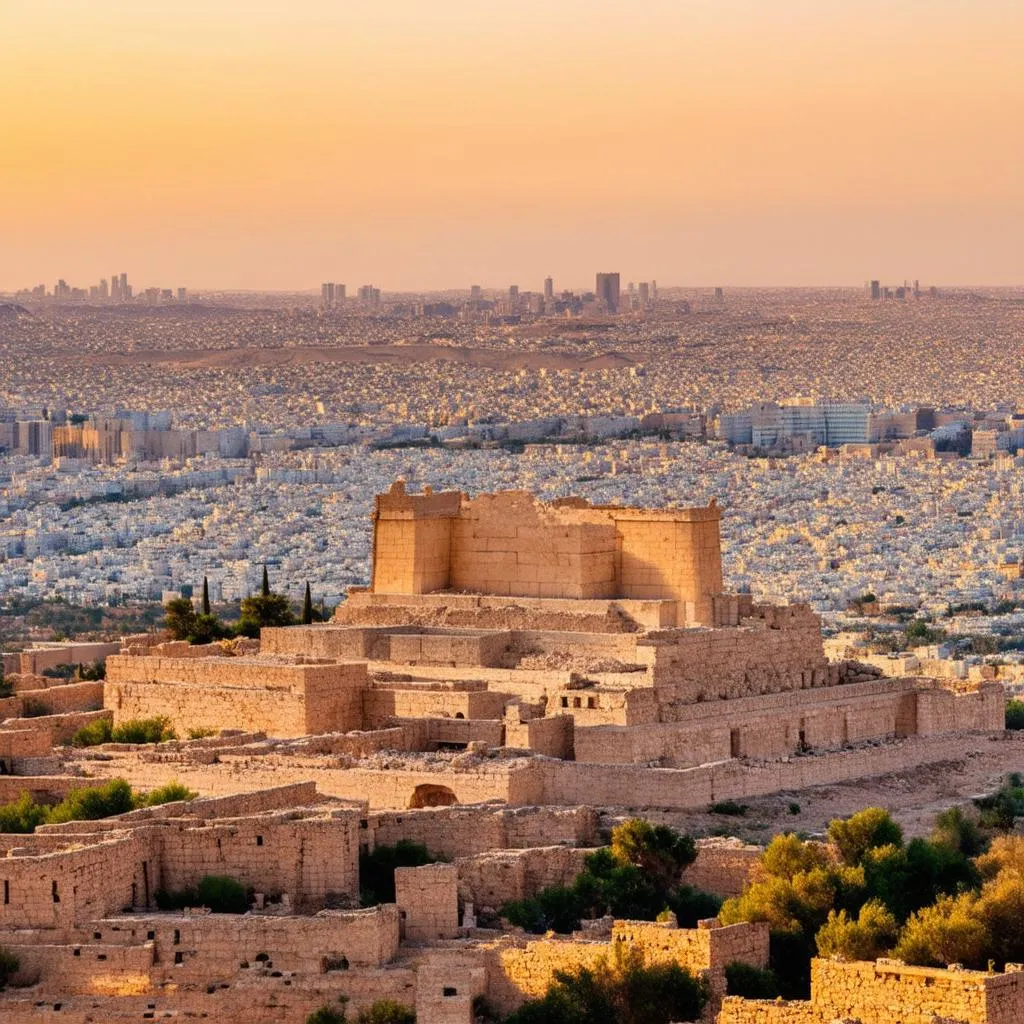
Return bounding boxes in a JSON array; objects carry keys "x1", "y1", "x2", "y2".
[
  {"x1": 366, "y1": 805, "x2": 598, "y2": 859},
  {"x1": 105, "y1": 655, "x2": 367, "y2": 738},
  {"x1": 484, "y1": 919, "x2": 768, "y2": 1015},
  {"x1": 683, "y1": 840, "x2": 762, "y2": 898},
  {"x1": 456, "y1": 846, "x2": 592, "y2": 909},
  {"x1": 367, "y1": 483, "x2": 723, "y2": 626},
  {"x1": 395, "y1": 863, "x2": 460, "y2": 942}
]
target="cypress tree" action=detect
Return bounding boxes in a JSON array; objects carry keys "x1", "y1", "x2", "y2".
[
  {"x1": 262, "y1": 564, "x2": 270, "y2": 597},
  {"x1": 302, "y1": 582, "x2": 313, "y2": 625},
  {"x1": 202, "y1": 576, "x2": 211, "y2": 616}
]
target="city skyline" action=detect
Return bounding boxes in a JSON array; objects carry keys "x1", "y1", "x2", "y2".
[{"x1": 2, "y1": 0, "x2": 1022, "y2": 290}]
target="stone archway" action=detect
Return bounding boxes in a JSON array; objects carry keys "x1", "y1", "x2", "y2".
[{"x1": 409, "y1": 783, "x2": 458, "y2": 809}]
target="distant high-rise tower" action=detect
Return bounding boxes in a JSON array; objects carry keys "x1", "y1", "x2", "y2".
[
  {"x1": 714, "y1": 287, "x2": 724, "y2": 301},
  {"x1": 651, "y1": 279, "x2": 658, "y2": 302},
  {"x1": 543, "y1": 277, "x2": 554, "y2": 301},
  {"x1": 595, "y1": 272, "x2": 621, "y2": 313},
  {"x1": 119, "y1": 273, "x2": 129, "y2": 300},
  {"x1": 336, "y1": 284, "x2": 346, "y2": 304},
  {"x1": 177, "y1": 287, "x2": 187, "y2": 302},
  {"x1": 913, "y1": 279, "x2": 920, "y2": 299},
  {"x1": 470, "y1": 284, "x2": 482, "y2": 301},
  {"x1": 321, "y1": 282, "x2": 335, "y2": 308},
  {"x1": 638, "y1": 282, "x2": 650, "y2": 306},
  {"x1": 509, "y1": 285, "x2": 519, "y2": 305},
  {"x1": 99, "y1": 278, "x2": 109, "y2": 300},
  {"x1": 870, "y1": 280, "x2": 881, "y2": 300}
]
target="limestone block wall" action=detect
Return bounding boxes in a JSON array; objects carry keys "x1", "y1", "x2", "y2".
[
  {"x1": 17, "y1": 642, "x2": 121, "y2": 676},
  {"x1": 0, "y1": 833, "x2": 154, "y2": 928},
  {"x1": 101, "y1": 905, "x2": 401, "y2": 978},
  {"x1": 682, "y1": 840, "x2": 761, "y2": 897},
  {"x1": 810, "y1": 958, "x2": 1024, "y2": 1024},
  {"x1": 104, "y1": 656, "x2": 367, "y2": 738},
  {"x1": 156, "y1": 812, "x2": 360, "y2": 905},
  {"x1": 647, "y1": 620, "x2": 827, "y2": 703},
  {"x1": 456, "y1": 846, "x2": 592, "y2": 909},
  {"x1": 917, "y1": 682, "x2": 1005, "y2": 735},
  {"x1": 363, "y1": 685, "x2": 508, "y2": 727},
  {"x1": 261, "y1": 624, "x2": 377, "y2": 660},
  {"x1": 484, "y1": 919, "x2": 767, "y2": 1015},
  {"x1": 505, "y1": 714, "x2": 574, "y2": 758},
  {"x1": 395, "y1": 863, "x2": 459, "y2": 942},
  {"x1": 614, "y1": 511, "x2": 723, "y2": 625},
  {"x1": 416, "y1": 955, "x2": 488, "y2": 1024},
  {"x1": 0, "y1": 725, "x2": 52, "y2": 769},
  {"x1": 329, "y1": 765, "x2": 526, "y2": 810},
  {"x1": 368, "y1": 485, "x2": 724, "y2": 622},
  {"x1": 450, "y1": 514, "x2": 618, "y2": 600},
  {"x1": 371, "y1": 484, "x2": 462, "y2": 594},
  {"x1": 717, "y1": 997, "x2": 823, "y2": 1024},
  {"x1": 0, "y1": 681, "x2": 104, "y2": 720},
  {"x1": 4, "y1": 939, "x2": 155, "y2": 995},
  {"x1": 533, "y1": 733, "x2": 1002, "y2": 810},
  {"x1": 366, "y1": 805, "x2": 597, "y2": 860}
]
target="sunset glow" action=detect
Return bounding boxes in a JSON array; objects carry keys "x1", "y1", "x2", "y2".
[{"x1": 3, "y1": 0, "x2": 1022, "y2": 288}]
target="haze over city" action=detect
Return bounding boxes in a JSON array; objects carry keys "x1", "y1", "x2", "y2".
[{"x1": 3, "y1": 0, "x2": 1023, "y2": 290}]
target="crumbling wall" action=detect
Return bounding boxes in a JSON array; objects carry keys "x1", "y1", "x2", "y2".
[
  {"x1": 395, "y1": 863, "x2": 459, "y2": 942},
  {"x1": 157, "y1": 812, "x2": 360, "y2": 905}
]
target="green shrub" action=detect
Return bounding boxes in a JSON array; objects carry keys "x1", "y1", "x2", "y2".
[
  {"x1": 828, "y1": 807, "x2": 903, "y2": 866},
  {"x1": 708, "y1": 800, "x2": 748, "y2": 817},
  {"x1": 360, "y1": 840, "x2": 439, "y2": 906},
  {"x1": 71, "y1": 717, "x2": 114, "y2": 747},
  {"x1": 156, "y1": 874, "x2": 248, "y2": 914},
  {"x1": 502, "y1": 821, "x2": 715, "y2": 936},
  {"x1": 187, "y1": 727, "x2": 217, "y2": 740},
  {"x1": 505, "y1": 941, "x2": 707, "y2": 1024},
  {"x1": 306, "y1": 1003, "x2": 348, "y2": 1024},
  {"x1": 0, "y1": 946, "x2": 20, "y2": 991},
  {"x1": 110, "y1": 716, "x2": 176, "y2": 744},
  {"x1": 667, "y1": 885, "x2": 723, "y2": 927},
  {"x1": 21, "y1": 697, "x2": 52, "y2": 718},
  {"x1": 725, "y1": 961, "x2": 781, "y2": 998},
  {"x1": 41, "y1": 663, "x2": 76, "y2": 680},
  {"x1": 356, "y1": 999, "x2": 416, "y2": 1024},
  {"x1": 1006, "y1": 700, "x2": 1024, "y2": 730},
  {"x1": 788, "y1": 802, "x2": 802, "y2": 815},
  {"x1": 47, "y1": 779, "x2": 136, "y2": 824},
  {"x1": 138, "y1": 781, "x2": 197, "y2": 807},
  {"x1": 0, "y1": 792, "x2": 50, "y2": 834}
]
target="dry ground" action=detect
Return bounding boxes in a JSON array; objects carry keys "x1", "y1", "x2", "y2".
[{"x1": 634, "y1": 733, "x2": 1024, "y2": 844}]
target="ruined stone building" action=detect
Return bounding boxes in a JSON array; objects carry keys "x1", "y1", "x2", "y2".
[{"x1": 0, "y1": 483, "x2": 1013, "y2": 1022}]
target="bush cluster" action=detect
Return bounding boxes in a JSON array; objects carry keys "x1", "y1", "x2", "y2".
[
  {"x1": 71, "y1": 716, "x2": 176, "y2": 747},
  {"x1": 359, "y1": 840, "x2": 440, "y2": 906},
  {"x1": 156, "y1": 874, "x2": 248, "y2": 914},
  {"x1": 0, "y1": 778, "x2": 195, "y2": 834},
  {"x1": 505, "y1": 941, "x2": 707, "y2": 1024},
  {"x1": 305, "y1": 999, "x2": 415, "y2": 1024},
  {"x1": 719, "y1": 797, "x2": 1023, "y2": 996},
  {"x1": 502, "y1": 820, "x2": 719, "y2": 935}
]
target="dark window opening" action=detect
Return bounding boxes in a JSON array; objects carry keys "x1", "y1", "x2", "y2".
[
  {"x1": 3, "y1": 880, "x2": 8, "y2": 905},
  {"x1": 256, "y1": 835, "x2": 263, "y2": 846},
  {"x1": 52, "y1": 881, "x2": 60, "y2": 903},
  {"x1": 587, "y1": 697, "x2": 597, "y2": 709},
  {"x1": 174, "y1": 952, "x2": 183, "y2": 965},
  {"x1": 443, "y1": 987, "x2": 457, "y2": 997},
  {"x1": 560, "y1": 696, "x2": 569, "y2": 708},
  {"x1": 173, "y1": 929, "x2": 180, "y2": 945}
]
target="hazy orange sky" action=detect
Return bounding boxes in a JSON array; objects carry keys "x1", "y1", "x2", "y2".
[{"x1": 2, "y1": 1, "x2": 1022, "y2": 291}]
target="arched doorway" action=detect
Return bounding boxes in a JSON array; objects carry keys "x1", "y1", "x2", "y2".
[{"x1": 409, "y1": 783, "x2": 458, "y2": 809}]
